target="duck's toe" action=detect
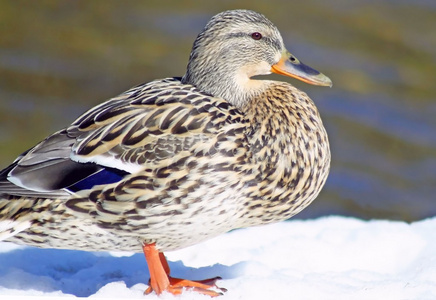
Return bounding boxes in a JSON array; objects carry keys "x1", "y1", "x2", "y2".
[
  {"x1": 143, "y1": 242, "x2": 226, "y2": 297},
  {"x1": 145, "y1": 276, "x2": 225, "y2": 297}
]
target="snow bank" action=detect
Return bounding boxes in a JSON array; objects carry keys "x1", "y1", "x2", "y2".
[{"x1": 0, "y1": 216, "x2": 435, "y2": 299}]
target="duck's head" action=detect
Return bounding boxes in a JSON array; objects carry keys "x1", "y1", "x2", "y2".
[{"x1": 182, "y1": 9, "x2": 331, "y2": 108}]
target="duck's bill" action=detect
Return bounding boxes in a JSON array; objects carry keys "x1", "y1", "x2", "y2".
[{"x1": 271, "y1": 51, "x2": 332, "y2": 87}]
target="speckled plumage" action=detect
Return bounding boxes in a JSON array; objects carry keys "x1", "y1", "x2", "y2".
[{"x1": 0, "y1": 10, "x2": 330, "y2": 260}]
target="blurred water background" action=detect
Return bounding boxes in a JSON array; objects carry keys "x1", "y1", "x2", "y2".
[{"x1": 0, "y1": 1, "x2": 434, "y2": 222}]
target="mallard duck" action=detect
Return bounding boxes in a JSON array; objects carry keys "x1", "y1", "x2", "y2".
[{"x1": 0, "y1": 9, "x2": 331, "y2": 297}]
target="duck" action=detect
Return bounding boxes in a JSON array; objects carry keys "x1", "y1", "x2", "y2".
[{"x1": 0, "y1": 9, "x2": 332, "y2": 297}]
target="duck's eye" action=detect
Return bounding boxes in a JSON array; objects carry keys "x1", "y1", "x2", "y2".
[{"x1": 251, "y1": 32, "x2": 262, "y2": 40}]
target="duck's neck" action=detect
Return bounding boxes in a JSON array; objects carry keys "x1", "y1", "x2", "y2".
[{"x1": 182, "y1": 63, "x2": 267, "y2": 110}]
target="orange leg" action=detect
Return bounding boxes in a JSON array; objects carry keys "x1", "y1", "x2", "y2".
[{"x1": 142, "y1": 243, "x2": 226, "y2": 297}]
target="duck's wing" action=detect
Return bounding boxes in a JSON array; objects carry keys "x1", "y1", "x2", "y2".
[
  {"x1": 0, "y1": 78, "x2": 247, "y2": 199},
  {"x1": 0, "y1": 131, "x2": 103, "y2": 198}
]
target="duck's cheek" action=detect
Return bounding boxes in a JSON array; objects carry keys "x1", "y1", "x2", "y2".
[{"x1": 238, "y1": 61, "x2": 272, "y2": 79}]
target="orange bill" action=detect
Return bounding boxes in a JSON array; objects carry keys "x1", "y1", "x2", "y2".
[{"x1": 271, "y1": 50, "x2": 332, "y2": 87}]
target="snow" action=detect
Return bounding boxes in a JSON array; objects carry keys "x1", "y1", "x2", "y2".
[{"x1": 1, "y1": 216, "x2": 435, "y2": 300}]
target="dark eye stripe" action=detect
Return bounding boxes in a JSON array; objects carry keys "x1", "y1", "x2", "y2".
[
  {"x1": 226, "y1": 32, "x2": 281, "y2": 52},
  {"x1": 263, "y1": 37, "x2": 282, "y2": 52}
]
